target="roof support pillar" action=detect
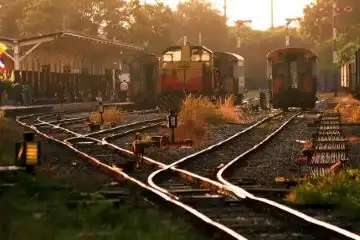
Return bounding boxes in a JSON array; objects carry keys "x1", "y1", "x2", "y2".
[
  {"x1": 13, "y1": 44, "x2": 20, "y2": 71},
  {"x1": 3, "y1": 51, "x2": 14, "y2": 61},
  {"x1": 20, "y1": 42, "x2": 42, "y2": 62}
]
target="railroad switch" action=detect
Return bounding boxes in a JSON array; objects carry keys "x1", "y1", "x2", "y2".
[{"x1": 129, "y1": 133, "x2": 193, "y2": 150}]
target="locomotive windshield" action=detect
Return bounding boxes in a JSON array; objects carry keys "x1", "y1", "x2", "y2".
[
  {"x1": 162, "y1": 46, "x2": 211, "y2": 62},
  {"x1": 190, "y1": 47, "x2": 211, "y2": 61},
  {"x1": 162, "y1": 47, "x2": 181, "y2": 62}
]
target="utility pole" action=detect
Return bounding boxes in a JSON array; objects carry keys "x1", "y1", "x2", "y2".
[
  {"x1": 270, "y1": 0, "x2": 274, "y2": 28},
  {"x1": 62, "y1": 15, "x2": 67, "y2": 31},
  {"x1": 332, "y1": 2, "x2": 337, "y2": 97},
  {"x1": 285, "y1": 17, "x2": 301, "y2": 47},
  {"x1": 224, "y1": 0, "x2": 227, "y2": 20},
  {"x1": 235, "y1": 20, "x2": 252, "y2": 49},
  {"x1": 330, "y1": 3, "x2": 352, "y2": 96}
]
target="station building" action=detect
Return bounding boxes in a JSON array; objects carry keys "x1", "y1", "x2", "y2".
[{"x1": 0, "y1": 32, "x2": 158, "y2": 103}]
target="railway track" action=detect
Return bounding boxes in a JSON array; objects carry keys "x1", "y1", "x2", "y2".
[
  {"x1": 16, "y1": 104, "x2": 359, "y2": 239},
  {"x1": 174, "y1": 110, "x2": 294, "y2": 180},
  {"x1": 211, "y1": 105, "x2": 358, "y2": 238},
  {"x1": 16, "y1": 111, "x2": 246, "y2": 239},
  {"x1": 148, "y1": 105, "x2": 359, "y2": 239}
]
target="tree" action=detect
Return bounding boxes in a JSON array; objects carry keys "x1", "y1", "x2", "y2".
[
  {"x1": 0, "y1": 0, "x2": 27, "y2": 37},
  {"x1": 102, "y1": 0, "x2": 174, "y2": 53},
  {"x1": 301, "y1": 0, "x2": 360, "y2": 69},
  {"x1": 172, "y1": 0, "x2": 229, "y2": 51},
  {"x1": 301, "y1": 0, "x2": 360, "y2": 43},
  {"x1": 0, "y1": 0, "x2": 100, "y2": 37}
]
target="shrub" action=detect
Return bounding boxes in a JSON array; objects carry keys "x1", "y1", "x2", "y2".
[
  {"x1": 218, "y1": 95, "x2": 244, "y2": 124},
  {"x1": 179, "y1": 94, "x2": 224, "y2": 127},
  {"x1": 171, "y1": 94, "x2": 244, "y2": 145},
  {"x1": 286, "y1": 169, "x2": 360, "y2": 220},
  {"x1": 89, "y1": 107, "x2": 124, "y2": 126},
  {"x1": 334, "y1": 95, "x2": 360, "y2": 123}
]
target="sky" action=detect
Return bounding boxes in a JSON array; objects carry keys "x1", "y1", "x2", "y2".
[{"x1": 142, "y1": 0, "x2": 314, "y2": 30}]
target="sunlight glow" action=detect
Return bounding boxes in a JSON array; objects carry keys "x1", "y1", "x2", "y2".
[{"x1": 142, "y1": 0, "x2": 314, "y2": 30}]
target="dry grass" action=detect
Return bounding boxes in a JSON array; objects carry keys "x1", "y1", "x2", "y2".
[
  {"x1": 218, "y1": 95, "x2": 244, "y2": 124},
  {"x1": 334, "y1": 95, "x2": 360, "y2": 123},
  {"x1": 168, "y1": 94, "x2": 244, "y2": 145},
  {"x1": 89, "y1": 107, "x2": 124, "y2": 125}
]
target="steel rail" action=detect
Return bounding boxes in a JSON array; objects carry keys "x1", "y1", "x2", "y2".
[
  {"x1": 147, "y1": 111, "x2": 283, "y2": 194},
  {"x1": 148, "y1": 108, "x2": 359, "y2": 239},
  {"x1": 15, "y1": 114, "x2": 247, "y2": 240},
  {"x1": 34, "y1": 116, "x2": 89, "y2": 126},
  {"x1": 216, "y1": 110, "x2": 359, "y2": 239}
]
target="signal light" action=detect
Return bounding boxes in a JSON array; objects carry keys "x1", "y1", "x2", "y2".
[
  {"x1": 15, "y1": 132, "x2": 41, "y2": 173},
  {"x1": 275, "y1": 176, "x2": 285, "y2": 183}
]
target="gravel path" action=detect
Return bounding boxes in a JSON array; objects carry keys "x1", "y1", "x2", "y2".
[
  {"x1": 108, "y1": 110, "x2": 274, "y2": 165},
  {"x1": 224, "y1": 113, "x2": 315, "y2": 186}
]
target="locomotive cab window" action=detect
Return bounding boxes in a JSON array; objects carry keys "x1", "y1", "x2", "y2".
[
  {"x1": 201, "y1": 51, "x2": 210, "y2": 61},
  {"x1": 162, "y1": 49, "x2": 181, "y2": 62},
  {"x1": 273, "y1": 63, "x2": 286, "y2": 77},
  {"x1": 191, "y1": 48, "x2": 211, "y2": 62},
  {"x1": 162, "y1": 54, "x2": 173, "y2": 62},
  {"x1": 191, "y1": 49, "x2": 201, "y2": 61}
]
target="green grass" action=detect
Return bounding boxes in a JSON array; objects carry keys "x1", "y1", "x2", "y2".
[
  {"x1": 1, "y1": 174, "x2": 206, "y2": 240},
  {"x1": 0, "y1": 119, "x2": 206, "y2": 240},
  {"x1": 286, "y1": 169, "x2": 360, "y2": 221}
]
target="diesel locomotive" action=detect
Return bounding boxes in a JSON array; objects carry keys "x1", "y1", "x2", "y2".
[
  {"x1": 157, "y1": 42, "x2": 245, "y2": 109},
  {"x1": 267, "y1": 47, "x2": 318, "y2": 110}
]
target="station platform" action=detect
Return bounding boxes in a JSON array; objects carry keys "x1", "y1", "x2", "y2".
[{"x1": 0, "y1": 101, "x2": 134, "y2": 118}]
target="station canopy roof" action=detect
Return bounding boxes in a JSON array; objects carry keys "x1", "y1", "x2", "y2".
[{"x1": 0, "y1": 31, "x2": 156, "y2": 58}]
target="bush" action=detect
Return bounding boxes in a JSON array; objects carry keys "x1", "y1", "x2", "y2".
[
  {"x1": 171, "y1": 95, "x2": 244, "y2": 143},
  {"x1": 89, "y1": 107, "x2": 124, "y2": 126},
  {"x1": 218, "y1": 95, "x2": 244, "y2": 124},
  {"x1": 286, "y1": 169, "x2": 360, "y2": 220},
  {"x1": 334, "y1": 95, "x2": 360, "y2": 123}
]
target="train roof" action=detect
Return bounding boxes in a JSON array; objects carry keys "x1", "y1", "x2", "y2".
[
  {"x1": 214, "y1": 52, "x2": 244, "y2": 61},
  {"x1": 161, "y1": 45, "x2": 213, "y2": 55},
  {"x1": 267, "y1": 47, "x2": 317, "y2": 60}
]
